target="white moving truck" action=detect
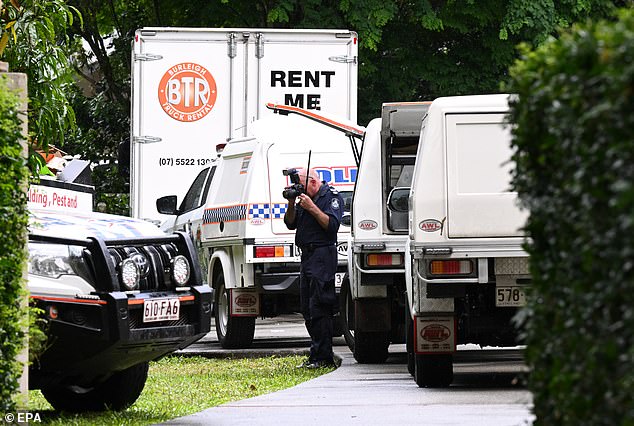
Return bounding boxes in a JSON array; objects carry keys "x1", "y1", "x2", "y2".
[
  {"x1": 157, "y1": 105, "x2": 360, "y2": 348},
  {"x1": 130, "y1": 27, "x2": 358, "y2": 225},
  {"x1": 406, "y1": 94, "x2": 529, "y2": 387},
  {"x1": 342, "y1": 102, "x2": 430, "y2": 363}
]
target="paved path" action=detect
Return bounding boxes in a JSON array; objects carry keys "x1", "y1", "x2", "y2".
[{"x1": 169, "y1": 316, "x2": 534, "y2": 426}]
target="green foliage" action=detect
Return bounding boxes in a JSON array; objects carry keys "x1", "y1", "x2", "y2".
[
  {"x1": 28, "y1": 306, "x2": 49, "y2": 367},
  {"x1": 0, "y1": 76, "x2": 29, "y2": 412},
  {"x1": 506, "y1": 8, "x2": 634, "y2": 425},
  {"x1": 60, "y1": 0, "x2": 620, "y2": 209},
  {"x1": 27, "y1": 355, "x2": 331, "y2": 424},
  {"x1": 0, "y1": 0, "x2": 80, "y2": 153}
]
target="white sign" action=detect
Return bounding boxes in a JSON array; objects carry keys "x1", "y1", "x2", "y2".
[{"x1": 28, "y1": 183, "x2": 93, "y2": 212}]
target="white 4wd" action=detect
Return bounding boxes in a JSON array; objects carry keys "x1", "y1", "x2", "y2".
[{"x1": 28, "y1": 208, "x2": 211, "y2": 411}]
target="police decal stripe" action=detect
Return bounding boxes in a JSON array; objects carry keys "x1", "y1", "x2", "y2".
[
  {"x1": 204, "y1": 203, "x2": 288, "y2": 224},
  {"x1": 203, "y1": 205, "x2": 247, "y2": 224},
  {"x1": 270, "y1": 203, "x2": 287, "y2": 219},
  {"x1": 248, "y1": 203, "x2": 287, "y2": 219},
  {"x1": 249, "y1": 203, "x2": 270, "y2": 219}
]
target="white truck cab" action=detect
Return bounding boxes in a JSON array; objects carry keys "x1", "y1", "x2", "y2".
[
  {"x1": 342, "y1": 102, "x2": 430, "y2": 363},
  {"x1": 406, "y1": 94, "x2": 529, "y2": 387},
  {"x1": 158, "y1": 106, "x2": 360, "y2": 348}
]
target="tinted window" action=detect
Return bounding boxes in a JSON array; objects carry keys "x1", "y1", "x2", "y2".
[{"x1": 179, "y1": 168, "x2": 210, "y2": 213}]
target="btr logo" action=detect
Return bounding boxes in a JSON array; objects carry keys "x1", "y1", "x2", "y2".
[{"x1": 158, "y1": 62, "x2": 217, "y2": 122}]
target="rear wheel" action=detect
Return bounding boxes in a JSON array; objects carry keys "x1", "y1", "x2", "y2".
[
  {"x1": 414, "y1": 353, "x2": 453, "y2": 388},
  {"x1": 214, "y1": 271, "x2": 255, "y2": 349},
  {"x1": 340, "y1": 279, "x2": 390, "y2": 363},
  {"x1": 340, "y1": 278, "x2": 355, "y2": 351},
  {"x1": 405, "y1": 306, "x2": 415, "y2": 376},
  {"x1": 41, "y1": 362, "x2": 149, "y2": 412},
  {"x1": 354, "y1": 330, "x2": 389, "y2": 364}
]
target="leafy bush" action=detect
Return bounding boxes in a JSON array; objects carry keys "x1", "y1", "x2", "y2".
[
  {"x1": 506, "y1": 9, "x2": 634, "y2": 425},
  {"x1": 0, "y1": 75, "x2": 29, "y2": 411}
]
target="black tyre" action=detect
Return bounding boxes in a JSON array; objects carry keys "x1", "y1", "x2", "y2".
[
  {"x1": 414, "y1": 353, "x2": 453, "y2": 388},
  {"x1": 340, "y1": 278, "x2": 355, "y2": 351},
  {"x1": 41, "y1": 362, "x2": 149, "y2": 412},
  {"x1": 405, "y1": 306, "x2": 415, "y2": 376},
  {"x1": 354, "y1": 330, "x2": 389, "y2": 364},
  {"x1": 214, "y1": 271, "x2": 255, "y2": 349},
  {"x1": 340, "y1": 280, "x2": 389, "y2": 363}
]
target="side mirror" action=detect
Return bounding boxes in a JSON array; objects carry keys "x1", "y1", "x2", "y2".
[
  {"x1": 156, "y1": 195, "x2": 179, "y2": 215},
  {"x1": 387, "y1": 187, "x2": 410, "y2": 213},
  {"x1": 341, "y1": 213, "x2": 351, "y2": 227}
]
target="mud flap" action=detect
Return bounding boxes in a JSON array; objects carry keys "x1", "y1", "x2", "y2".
[
  {"x1": 230, "y1": 288, "x2": 260, "y2": 317},
  {"x1": 414, "y1": 315, "x2": 456, "y2": 354}
]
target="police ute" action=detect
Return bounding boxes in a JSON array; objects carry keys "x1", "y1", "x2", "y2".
[
  {"x1": 341, "y1": 102, "x2": 430, "y2": 364},
  {"x1": 405, "y1": 94, "x2": 529, "y2": 387},
  {"x1": 157, "y1": 105, "x2": 360, "y2": 348}
]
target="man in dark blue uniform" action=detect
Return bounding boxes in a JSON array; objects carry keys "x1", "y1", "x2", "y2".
[{"x1": 284, "y1": 168, "x2": 343, "y2": 368}]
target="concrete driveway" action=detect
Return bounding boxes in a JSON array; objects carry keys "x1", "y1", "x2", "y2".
[{"x1": 170, "y1": 315, "x2": 534, "y2": 426}]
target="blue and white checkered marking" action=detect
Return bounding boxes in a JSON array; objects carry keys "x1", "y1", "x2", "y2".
[
  {"x1": 247, "y1": 203, "x2": 287, "y2": 219},
  {"x1": 271, "y1": 203, "x2": 287, "y2": 219},
  {"x1": 249, "y1": 203, "x2": 270, "y2": 219}
]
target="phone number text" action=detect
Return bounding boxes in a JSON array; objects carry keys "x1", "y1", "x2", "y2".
[{"x1": 158, "y1": 158, "x2": 214, "y2": 167}]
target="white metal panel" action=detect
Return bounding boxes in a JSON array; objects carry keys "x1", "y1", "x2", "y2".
[
  {"x1": 251, "y1": 31, "x2": 357, "y2": 123},
  {"x1": 409, "y1": 102, "x2": 447, "y2": 245},
  {"x1": 131, "y1": 28, "x2": 358, "y2": 224},
  {"x1": 446, "y1": 113, "x2": 526, "y2": 238},
  {"x1": 131, "y1": 30, "x2": 239, "y2": 222},
  {"x1": 351, "y1": 119, "x2": 383, "y2": 241},
  {"x1": 253, "y1": 114, "x2": 356, "y2": 236}
]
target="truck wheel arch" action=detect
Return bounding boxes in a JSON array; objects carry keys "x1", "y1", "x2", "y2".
[{"x1": 209, "y1": 250, "x2": 234, "y2": 290}]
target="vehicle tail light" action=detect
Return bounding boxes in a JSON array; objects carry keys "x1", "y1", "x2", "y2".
[
  {"x1": 365, "y1": 253, "x2": 403, "y2": 268},
  {"x1": 429, "y1": 259, "x2": 473, "y2": 276},
  {"x1": 48, "y1": 305, "x2": 59, "y2": 319},
  {"x1": 254, "y1": 245, "x2": 291, "y2": 258}
]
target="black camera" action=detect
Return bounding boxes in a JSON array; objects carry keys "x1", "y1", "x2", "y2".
[{"x1": 282, "y1": 168, "x2": 305, "y2": 199}]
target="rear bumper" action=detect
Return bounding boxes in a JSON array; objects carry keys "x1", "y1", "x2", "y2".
[{"x1": 30, "y1": 285, "x2": 212, "y2": 389}]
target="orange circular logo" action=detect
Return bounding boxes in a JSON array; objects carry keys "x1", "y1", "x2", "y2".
[{"x1": 158, "y1": 62, "x2": 217, "y2": 122}]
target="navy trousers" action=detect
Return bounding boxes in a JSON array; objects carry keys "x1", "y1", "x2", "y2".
[{"x1": 299, "y1": 246, "x2": 337, "y2": 363}]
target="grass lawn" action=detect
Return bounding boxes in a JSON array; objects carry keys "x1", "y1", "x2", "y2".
[{"x1": 27, "y1": 355, "x2": 333, "y2": 425}]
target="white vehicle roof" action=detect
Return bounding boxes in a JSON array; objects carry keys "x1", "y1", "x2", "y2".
[
  {"x1": 29, "y1": 208, "x2": 165, "y2": 240},
  {"x1": 410, "y1": 94, "x2": 527, "y2": 243}
]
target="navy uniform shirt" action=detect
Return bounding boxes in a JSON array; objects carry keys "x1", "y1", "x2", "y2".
[{"x1": 286, "y1": 182, "x2": 343, "y2": 250}]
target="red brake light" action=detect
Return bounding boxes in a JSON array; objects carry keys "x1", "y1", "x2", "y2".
[
  {"x1": 255, "y1": 246, "x2": 275, "y2": 258},
  {"x1": 429, "y1": 260, "x2": 473, "y2": 275},
  {"x1": 254, "y1": 245, "x2": 292, "y2": 258},
  {"x1": 365, "y1": 253, "x2": 404, "y2": 267}
]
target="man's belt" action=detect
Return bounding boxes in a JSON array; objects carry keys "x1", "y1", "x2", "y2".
[{"x1": 299, "y1": 243, "x2": 336, "y2": 253}]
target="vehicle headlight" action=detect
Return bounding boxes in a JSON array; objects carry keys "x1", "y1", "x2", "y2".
[
  {"x1": 120, "y1": 258, "x2": 140, "y2": 290},
  {"x1": 28, "y1": 242, "x2": 86, "y2": 279},
  {"x1": 171, "y1": 255, "x2": 190, "y2": 285}
]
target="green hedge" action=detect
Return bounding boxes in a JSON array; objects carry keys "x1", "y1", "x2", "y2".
[
  {"x1": 0, "y1": 75, "x2": 29, "y2": 411},
  {"x1": 507, "y1": 9, "x2": 634, "y2": 425}
]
